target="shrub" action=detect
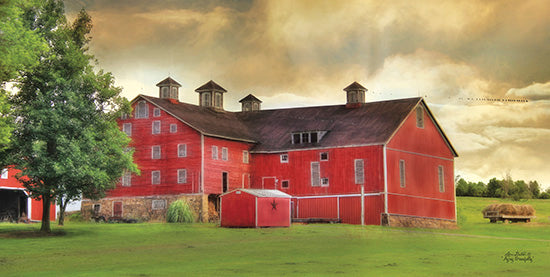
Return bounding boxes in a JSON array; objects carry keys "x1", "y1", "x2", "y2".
[{"x1": 166, "y1": 199, "x2": 195, "y2": 223}]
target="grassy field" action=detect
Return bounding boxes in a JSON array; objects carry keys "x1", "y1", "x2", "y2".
[{"x1": 1, "y1": 197, "x2": 550, "y2": 276}]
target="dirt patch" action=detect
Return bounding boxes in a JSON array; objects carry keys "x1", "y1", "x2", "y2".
[{"x1": 0, "y1": 230, "x2": 66, "y2": 238}]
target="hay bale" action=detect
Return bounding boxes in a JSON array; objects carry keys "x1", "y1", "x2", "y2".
[{"x1": 482, "y1": 203, "x2": 535, "y2": 216}]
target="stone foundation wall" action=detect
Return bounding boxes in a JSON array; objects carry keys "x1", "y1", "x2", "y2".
[
  {"x1": 81, "y1": 194, "x2": 210, "y2": 222},
  {"x1": 381, "y1": 213, "x2": 457, "y2": 229}
]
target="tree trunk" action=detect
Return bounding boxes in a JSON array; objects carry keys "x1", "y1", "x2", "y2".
[
  {"x1": 58, "y1": 196, "x2": 65, "y2": 226},
  {"x1": 40, "y1": 194, "x2": 51, "y2": 233}
]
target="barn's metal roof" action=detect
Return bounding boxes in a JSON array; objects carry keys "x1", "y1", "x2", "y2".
[
  {"x1": 222, "y1": 189, "x2": 291, "y2": 198},
  {"x1": 133, "y1": 95, "x2": 458, "y2": 157}
]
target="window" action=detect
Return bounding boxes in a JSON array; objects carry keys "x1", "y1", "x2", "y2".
[
  {"x1": 355, "y1": 159, "x2": 364, "y2": 185},
  {"x1": 152, "y1": 146, "x2": 161, "y2": 159},
  {"x1": 281, "y1": 180, "x2": 289, "y2": 189},
  {"x1": 178, "y1": 144, "x2": 187, "y2": 157},
  {"x1": 121, "y1": 113, "x2": 128, "y2": 120},
  {"x1": 122, "y1": 123, "x2": 132, "y2": 136},
  {"x1": 321, "y1": 177, "x2": 329, "y2": 186},
  {"x1": 152, "y1": 200, "x2": 166, "y2": 210},
  {"x1": 320, "y1": 152, "x2": 329, "y2": 161},
  {"x1": 214, "y1": 93, "x2": 222, "y2": 107},
  {"x1": 202, "y1": 93, "x2": 211, "y2": 107},
  {"x1": 178, "y1": 169, "x2": 187, "y2": 184},
  {"x1": 311, "y1": 162, "x2": 320, "y2": 187},
  {"x1": 438, "y1": 165, "x2": 445, "y2": 192},
  {"x1": 291, "y1": 131, "x2": 326, "y2": 144},
  {"x1": 152, "y1": 121, "x2": 161, "y2": 134},
  {"x1": 1, "y1": 168, "x2": 8, "y2": 179},
  {"x1": 212, "y1": 146, "x2": 218, "y2": 160},
  {"x1": 153, "y1": 108, "x2": 160, "y2": 117},
  {"x1": 170, "y1": 124, "x2": 177, "y2": 133},
  {"x1": 243, "y1": 151, "x2": 249, "y2": 164},
  {"x1": 222, "y1": 147, "x2": 228, "y2": 161},
  {"x1": 399, "y1": 160, "x2": 406, "y2": 188},
  {"x1": 93, "y1": 204, "x2": 100, "y2": 215},
  {"x1": 171, "y1": 87, "x2": 178, "y2": 99},
  {"x1": 152, "y1": 170, "x2": 160, "y2": 185},
  {"x1": 280, "y1": 154, "x2": 289, "y2": 163},
  {"x1": 416, "y1": 106, "x2": 424, "y2": 128},
  {"x1": 161, "y1": 87, "x2": 169, "y2": 98},
  {"x1": 121, "y1": 171, "x2": 131, "y2": 187},
  {"x1": 135, "y1": 101, "x2": 148, "y2": 118}
]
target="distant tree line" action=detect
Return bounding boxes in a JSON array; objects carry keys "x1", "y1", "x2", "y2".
[{"x1": 455, "y1": 176, "x2": 550, "y2": 200}]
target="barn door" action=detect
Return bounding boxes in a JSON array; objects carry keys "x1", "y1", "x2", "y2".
[{"x1": 113, "y1": 201, "x2": 122, "y2": 218}]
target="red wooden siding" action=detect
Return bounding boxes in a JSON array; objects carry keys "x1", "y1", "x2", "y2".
[
  {"x1": 251, "y1": 145, "x2": 384, "y2": 196},
  {"x1": 221, "y1": 191, "x2": 256, "y2": 227},
  {"x1": 257, "y1": 197, "x2": 290, "y2": 227},
  {"x1": 0, "y1": 167, "x2": 56, "y2": 221},
  {"x1": 294, "y1": 195, "x2": 383, "y2": 225},
  {"x1": 113, "y1": 101, "x2": 203, "y2": 197},
  {"x1": 386, "y1": 104, "x2": 456, "y2": 220},
  {"x1": 202, "y1": 136, "x2": 253, "y2": 194}
]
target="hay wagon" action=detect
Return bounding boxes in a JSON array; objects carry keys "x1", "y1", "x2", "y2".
[{"x1": 483, "y1": 210, "x2": 535, "y2": 223}]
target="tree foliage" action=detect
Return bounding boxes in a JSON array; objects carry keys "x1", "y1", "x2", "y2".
[
  {"x1": 7, "y1": 0, "x2": 137, "y2": 232},
  {"x1": 455, "y1": 176, "x2": 547, "y2": 201}
]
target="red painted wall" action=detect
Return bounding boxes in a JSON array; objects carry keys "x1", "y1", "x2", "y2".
[
  {"x1": 112, "y1": 101, "x2": 203, "y2": 197},
  {"x1": 202, "y1": 137, "x2": 253, "y2": 195},
  {"x1": 386, "y1": 104, "x2": 456, "y2": 220},
  {"x1": 220, "y1": 191, "x2": 255, "y2": 227},
  {"x1": 257, "y1": 197, "x2": 290, "y2": 227},
  {"x1": 0, "y1": 167, "x2": 56, "y2": 221},
  {"x1": 295, "y1": 195, "x2": 383, "y2": 225},
  {"x1": 251, "y1": 146, "x2": 384, "y2": 196}
]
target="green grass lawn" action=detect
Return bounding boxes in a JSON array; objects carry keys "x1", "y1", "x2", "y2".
[{"x1": 1, "y1": 197, "x2": 550, "y2": 276}]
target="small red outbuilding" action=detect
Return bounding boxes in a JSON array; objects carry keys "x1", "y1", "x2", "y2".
[{"x1": 220, "y1": 189, "x2": 291, "y2": 228}]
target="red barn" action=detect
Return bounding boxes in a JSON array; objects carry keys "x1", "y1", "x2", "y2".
[
  {"x1": 220, "y1": 189, "x2": 291, "y2": 228},
  {"x1": 0, "y1": 167, "x2": 56, "y2": 222},
  {"x1": 83, "y1": 77, "x2": 458, "y2": 228}
]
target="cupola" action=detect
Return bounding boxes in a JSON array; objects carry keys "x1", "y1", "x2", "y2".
[
  {"x1": 239, "y1": 94, "x2": 262, "y2": 112},
  {"x1": 195, "y1": 80, "x2": 227, "y2": 110},
  {"x1": 156, "y1": 77, "x2": 181, "y2": 101},
  {"x1": 343, "y1": 81, "x2": 367, "y2": 108}
]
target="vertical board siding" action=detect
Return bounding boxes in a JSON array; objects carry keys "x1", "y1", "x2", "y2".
[
  {"x1": 252, "y1": 145, "x2": 384, "y2": 196},
  {"x1": 220, "y1": 191, "x2": 256, "y2": 227},
  {"x1": 388, "y1": 194, "x2": 455, "y2": 220},
  {"x1": 257, "y1": 197, "x2": 291, "y2": 227},
  {"x1": 296, "y1": 197, "x2": 338, "y2": 219}
]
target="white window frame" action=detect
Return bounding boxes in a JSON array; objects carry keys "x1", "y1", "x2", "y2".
[
  {"x1": 170, "y1": 124, "x2": 177, "y2": 133},
  {"x1": 222, "y1": 147, "x2": 228, "y2": 161},
  {"x1": 178, "y1": 169, "x2": 187, "y2": 184},
  {"x1": 243, "y1": 150, "x2": 249, "y2": 164},
  {"x1": 121, "y1": 171, "x2": 131, "y2": 187},
  {"x1": 152, "y1": 199, "x2": 166, "y2": 210},
  {"x1": 320, "y1": 152, "x2": 329, "y2": 161},
  {"x1": 152, "y1": 120, "x2": 161, "y2": 134},
  {"x1": 438, "y1": 165, "x2": 445, "y2": 192},
  {"x1": 311, "y1": 162, "x2": 320, "y2": 187},
  {"x1": 281, "y1": 180, "x2": 289, "y2": 189},
  {"x1": 399, "y1": 160, "x2": 406, "y2": 188},
  {"x1": 161, "y1": 87, "x2": 169, "y2": 98},
  {"x1": 152, "y1": 145, "x2": 161, "y2": 159},
  {"x1": 1, "y1": 168, "x2": 8, "y2": 179},
  {"x1": 321, "y1": 177, "x2": 329, "y2": 187},
  {"x1": 280, "y1": 154, "x2": 289, "y2": 163},
  {"x1": 355, "y1": 159, "x2": 365, "y2": 185},
  {"x1": 153, "y1": 108, "x2": 161, "y2": 117},
  {"x1": 212, "y1": 146, "x2": 218, "y2": 160},
  {"x1": 122, "y1": 123, "x2": 132, "y2": 136},
  {"x1": 152, "y1": 170, "x2": 161, "y2": 185},
  {"x1": 135, "y1": 100, "x2": 148, "y2": 119},
  {"x1": 121, "y1": 113, "x2": 128, "y2": 120},
  {"x1": 178, "y1": 144, "x2": 187, "y2": 157}
]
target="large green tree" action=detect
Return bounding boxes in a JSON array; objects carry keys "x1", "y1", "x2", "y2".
[
  {"x1": 8, "y1": 0, "x2": 137, "y2": 232},
  {"x1": 0, "y1": 0, "x2": 46, "y2": 150}
]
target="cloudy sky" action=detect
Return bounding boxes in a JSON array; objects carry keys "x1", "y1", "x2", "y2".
[{"x1": 64, "y1": 0, "x2": 550, "y2": 188}]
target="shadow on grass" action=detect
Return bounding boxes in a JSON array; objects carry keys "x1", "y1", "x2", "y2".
[
  {"x1": 0, "y1": 229, "x2": 67, "y2": 238},
  {"x1": 0, "y1": 223, "x2": 95, "y2": 239}
]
